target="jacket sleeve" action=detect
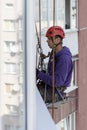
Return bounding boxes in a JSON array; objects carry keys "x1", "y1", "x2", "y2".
[{"x1": 37, "y1": 56, "x2": 69, "y2": 87}]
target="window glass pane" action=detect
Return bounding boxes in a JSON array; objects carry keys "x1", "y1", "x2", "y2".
[
  {"x1": 71, "y1": 56, "x2": 78, "y2": 86},
  {"x1": 41, "y1": 0, "x2": 48, "y2": 30},
  {"x1": 56, "y1": 0, "x2": 65, "y2": 28},
  {"x1": 71, "y1": 0, "x2": 77, "y2": 29},
  {"x1": 5, "y1": 84, "x2": 12, "y2": 93},
  {"x1": 3, "y1": 20, "x2": 16, "y2": 31},
  {"x1": 65, "y1": 0, "x2": 70, "y2": 29},
  {"x1": 35, "y1": 0, "x2": 48, "y2": 33},
  {"x1": 0, "y1": 0, "x2": 25, "y2": 130},
  {"x1": 4, "y1": 41, "x2": 17, "y2": 53},
  {"x1": 48, "y1": 0, "x2": 53, "y2": 27},
  {"x1": 61, "y1": 119, "x2": 65, "y2": 130},
  {"x1": 4, "y1": 63, "x2": 16, "y2": 74}
]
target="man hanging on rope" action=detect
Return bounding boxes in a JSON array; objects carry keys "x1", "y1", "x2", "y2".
[{"x1": 36, "y1": 26, "x2": 73, "y2": 103}]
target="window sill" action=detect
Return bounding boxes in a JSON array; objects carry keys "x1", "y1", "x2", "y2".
[
  {"x1": 3, "y1": 30, "x2": 16, "y2": 32},
  {"x1": 64, "y1": 85, "x2": 78, "y2": 93},
  {"x1": 65, "y1": 28, "x2": 78, "y2": 34},
  {"x1": 4, "y1": 72, "x2": 17, "y2": 75}
]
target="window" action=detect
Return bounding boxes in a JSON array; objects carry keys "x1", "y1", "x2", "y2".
[
  {"x1": 65, "y1": 0, "x2": 70, "y2": 29},
  {"x1": 5, "y1": 84, "x2": 13, "y2": 93},
  {"x1": 18, "y1": 18, "x2": 22, "y2": 30},
  {"x1": 19, "y1": 41, "x2": 23, "y2": 52},
  {"x1": 71, "y1": 55, "x2": 78, "y2": 86},
  {"x1": 3, "y1": 20, "x2": 16, "y2": 31},
  {"x1": 41, "y1": 0, "x2": 48, "y2": 29},
  {"x1": 56, "y1": 0, "x2": 77, "y2": 29},
  {"x1": 48, "y1": 0, "x2": 54, "y2": 27},
  {"x1": 6, "y1": 3, "x2": 14, "y2": 7},
  {"x1": 19, "y1": 62, "x2": 23, "y2": 75},
  {"x1": 65, "y1": 0, "x2": 77, "y2": 29},
  {"x1": 5, "y1": 83, "x2": 20, "y2": 94},
  {"x1": 56, "y1": 112, "x2": 76, "y2": 130},
  {"x1": 35, "y1": 0, "x2": 53, "y2": 31},
  {"x1": 4, "y1": 63, "x2": 17, "y2": 74},
  {"x1": 4, "y1": 41, "x2": 18, "y2": 54},
  {"x1": 35, "y1": 0, "x2": 78, "y2": 31},
  {"x1": 71, "y1": 0, "x2": 77, "y2": 29},
  {"x1": 5, "y1": 125, "x2": 18, "y2": 130},
  {"x1": 18, "y1": 63, "x2": 23, "y2": 84},
  {"x1": 65, "y1": 113, "x2": 76, "y2": 130},
  {"x1": 6, "y1": 104, "x2": 18, "y2": 115},
  {"x1": 56, "y1": 0, "x2": 65, "y2": 28},
  {"x1": 61, "y1": 119, "x2": 65, "y2": 130},
  {"x1": 18, "y1": 31, "x2": 23, "y2": 41}
]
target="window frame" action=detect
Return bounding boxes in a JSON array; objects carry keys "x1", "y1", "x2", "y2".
[{"x1": 72, "y1": 55, "x2": 78, "y2": 87}]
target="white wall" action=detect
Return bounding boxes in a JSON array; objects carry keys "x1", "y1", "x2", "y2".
[{"x1": 64, "y1": 30, "x2": 78, "y2": 56}]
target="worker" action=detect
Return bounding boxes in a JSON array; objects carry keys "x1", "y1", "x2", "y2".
[{"x1": 36, "y1": 26, "x2": 73, "y2": 103}]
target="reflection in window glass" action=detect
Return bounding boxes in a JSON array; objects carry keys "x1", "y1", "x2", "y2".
[{"x1": 0, "y1": 0, "x2": 24, "y2": 130}]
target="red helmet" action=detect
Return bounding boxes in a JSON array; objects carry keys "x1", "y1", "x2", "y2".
[{"x1": 46, "y1": 26, "x2": 65, "y2": 39}]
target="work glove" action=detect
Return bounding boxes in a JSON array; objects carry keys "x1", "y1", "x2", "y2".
[{"x1": 36, "y1": 68, "x2": 46, "y2": 80}]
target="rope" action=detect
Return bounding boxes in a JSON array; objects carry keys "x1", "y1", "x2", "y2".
[
  {"x1": 38, "y1": 0, "x2": 44, "y2": 70},
  {"x1": 39, "y1": 0, "x2": 41, "y2": 49},
  {"x1": 53, "y1": 0, "x2": 56, "y2": 26},
  {"x1": 52, "y1": 0, "x2": 56, "y2": 119}
]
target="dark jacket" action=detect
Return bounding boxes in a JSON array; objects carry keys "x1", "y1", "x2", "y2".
[{"x1": 37, "y1": 46, "x2": 73, "y2": 88}]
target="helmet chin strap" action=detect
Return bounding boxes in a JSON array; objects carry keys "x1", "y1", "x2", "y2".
[
  {"x1": 53, "y1": 42, "x2": 62, "y2": 51},
  {"x1": 55, "y1": 42, "x2": 62, "y2": 47}
]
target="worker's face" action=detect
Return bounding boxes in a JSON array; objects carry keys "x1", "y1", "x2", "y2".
[
  {"x1": 47, "y1": 37, "x2": 61, "y2": 48},
  {"x1": 47, "y1": 37, "x2": 54, "y2": 48}
]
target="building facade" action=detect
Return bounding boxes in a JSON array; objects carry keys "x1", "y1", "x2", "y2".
[{"x1": 0, "y1": 0, "x2": 24, "y2": 130}]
